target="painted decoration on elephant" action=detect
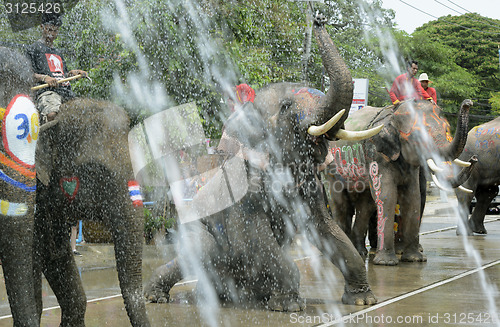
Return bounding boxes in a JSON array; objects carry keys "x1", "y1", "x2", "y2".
[
  {"x1": 0, "y1": 199, "x2": 28, "y2": 216},
  {"x1": 330, "y1": 143, "x2": 367, "y2": 183},
  {"x1": 59, "y1": 177, "x2": 80, "y2": 202},
  {"x1": 369, "y1": 162, "x2": 385, "y2": 251},
  {"x1": 0, "y1": 168, "x2": 36, "y2": 192},
  {"x1": 397, "y1": 103, "x2": 452, "y2": 144},
  {"x1": 292, "y1": 88, "x2": 325, "y2": 122},
  {"x1": 471, "y1": 126, "x2": 500, "y2": 151},
  {"x1": 2, "y1": 94, "x2": 39, "y2": 168},
  {"x1": 128, "y1": 180, "x2": 143, "y2": 207},
  {"x1": 472, "y1": 126, "x2": 500, "y2": 138}
]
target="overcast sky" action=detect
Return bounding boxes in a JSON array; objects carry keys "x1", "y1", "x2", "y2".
[{"x1": 379, "y1": 0, "x2": 500, "y2": 34}]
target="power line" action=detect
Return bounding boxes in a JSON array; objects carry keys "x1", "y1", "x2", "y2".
[
  {"x1": 440, "y1": 0, "x2": 500, "y2": 28},
  {"x1": 399, "y1": 0, "x2": 500, "y2": 35},
  {"x1": 445, "y1": 0, "x2": 500, "y2": 27}
]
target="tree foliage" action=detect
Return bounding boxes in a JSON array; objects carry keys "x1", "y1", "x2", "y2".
[
  {"x1": 4, "y1": 0, "x2": 496, "y2": 134},
  {"x1": 412, "y1": 13, "x2": 500, "y2": 124}
]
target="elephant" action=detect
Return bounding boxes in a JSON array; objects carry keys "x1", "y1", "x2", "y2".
[
  {"x1": 0, "y1": 47, "x2": 40, "y2": 326},
  {"x1": 324, "y1": 99, "x2": 475, "y2": 265},
  {"x1": 144, "y1": 14, "x2": 379, "y2": 311},
  {"x1": 34, "y1": 98, "x2": 150, "y2": 326},
  {"x1": 455, "y1": 117, "x2": 500, "y2": 235}
]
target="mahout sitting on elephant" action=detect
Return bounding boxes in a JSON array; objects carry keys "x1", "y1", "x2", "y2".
[
  {"x1": 144, "y1": 14, "x2": 380, "y2": 311},
  {"x1": 324, "y1": 99, "x2": 476, "y2": 265},
  {"x1": 455, "y1": 116, "x2": 500, "y2": 235},
  {"x1": 35, "y1": 98, "x2": 150, "y2": 326},
  {"x1": 0, "y1": 46, "x2": 40, "y2": 326}
]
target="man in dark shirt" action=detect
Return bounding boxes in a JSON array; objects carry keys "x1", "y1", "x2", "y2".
[{"x1": 26, "y1": 14, "x2": 87, "y2": 124}]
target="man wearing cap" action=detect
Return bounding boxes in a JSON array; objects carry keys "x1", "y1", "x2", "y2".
[
  {"x1": 419, "y1": 73, "x2": 437, "y2": 103},
  {"x1": 26, "y1": 13, "x2": 87, "y2": 124},
  {"x1": 389, "y1": 60, "x2": 435, "y2": 105}
]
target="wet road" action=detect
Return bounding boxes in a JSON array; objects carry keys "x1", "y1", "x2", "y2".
[{"x1": 1, "y1": 193, "x2": 500, "y2": 326}]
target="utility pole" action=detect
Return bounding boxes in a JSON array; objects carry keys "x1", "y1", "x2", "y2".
[{"x1": 301, "y1": 6, "x2": 313, "y2": 83}]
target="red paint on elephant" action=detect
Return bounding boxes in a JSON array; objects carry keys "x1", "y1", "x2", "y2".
[
  {"x1": 330, "y1": 144, "x2": 367, "y2": 183},
  {"x1": 396, "y1": 103, "x2": 452, "y2": 145},
  {"x1": 369, "y1": 162, "x2": 385, "y2": 250},
  {"x1": 293, "y1": 88, "x2": 326, "y2": 122}
]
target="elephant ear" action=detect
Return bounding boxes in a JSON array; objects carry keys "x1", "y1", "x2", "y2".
[
  {"x1": 373, "y1": 118, "x2": 401, "y2": 161},
  {"x1": 35, "y1": 120, "x2": 59, "y2": 186}
]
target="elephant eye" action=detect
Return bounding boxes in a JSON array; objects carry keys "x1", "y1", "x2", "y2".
[{"x1": 279, "y1": 99, "x2": 292, "y2": 116}]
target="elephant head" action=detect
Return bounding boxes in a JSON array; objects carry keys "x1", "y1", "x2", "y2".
[
  {"x1": 0, "y1": 46, "x2": 39, "y2": 326},
  {"x1": 35, "y1": 98, "x2": 150, "y2": 326},
  {"x1": 0, "y1": 47, "x2": 34, "y2": 103},
  {"x1": 361, "y1": 99, "x2": 475, "y2": 188},
  {"x1": 226, "y1": 14, "x2": 382, "y2": 170}
]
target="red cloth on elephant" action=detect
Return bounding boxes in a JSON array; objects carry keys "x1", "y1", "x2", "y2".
[
  {"x1": 228, "y1": 84, "x2": 256, "y2": 112},
  {"x1": 235, "y1": 84, "x2": 255, "y2": 104},
  {"x1": 389, "y1": 73, "x2": 431, "y2": 104}
]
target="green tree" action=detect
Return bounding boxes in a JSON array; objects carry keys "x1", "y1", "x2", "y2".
[{"x1": 413, "y1": 13, "x2": 500, "y2": 124}]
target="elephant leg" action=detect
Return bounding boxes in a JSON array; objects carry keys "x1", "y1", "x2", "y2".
[
  {"x1": 144, "y1": 258, "x2": 182, "y2": 303},
  {"x1": 307, "y1": 199, "x2": 376, "y2": 305},
  {"x1": 469, "y1": 185, "x2": 499, "y2": 234},
  {"x1": 144, "y1": 220, "x2": 221, "y2": 303},
  {"x1": 370, "y1": 170, "x2": 398, "y2": 266},
  {"x1": 351, "y1": 191, "x2": 375, "y2": 257},
  {"x1": 0, "y1": 214, "x2": 39, "y2": 327},
  {"x1": 254, "y1": 223, "x2": 303, "y2": 312},
  {"x1": 398, "y1": 183, "x2": 427, "y2": 262},
  {"x1": 39, "y1": 222, "x2": 86, "y2": 327},
  {"x1": 110, "y1": 204, "x2": 151, "y2": 327},
  {"x1": 227, "y1": 207, "x2": 304, "y2": 311},
  {"x1": 326, "y1": 177, "x2": 354, "y2": 235}
]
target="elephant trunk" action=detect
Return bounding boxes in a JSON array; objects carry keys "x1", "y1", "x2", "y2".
[
  {"x1": 307, "y1": 15, "x2": 352, "y2": 136},
  {"x1": 439, "y1": 99, "x2": 472, "y2": 160},
  {"x1": 112, "y1": 201, "x2": 151, "y2": 327},
  {"x1": 447, "y1": 155, "x2": 478, "y2": 188},
  {"x1": 1, "y1": 212, "x2": 39, "y2": 326}
]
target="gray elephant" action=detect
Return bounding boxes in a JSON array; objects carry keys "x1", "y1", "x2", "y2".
[
  {"x1": 0, "y1": 47, "x2": 39, "y2": 326},
  {"x1": 325, "y1": 99, "x2": 475, "y2": 265},
  {"x1": 144, "y1": 14, "x2": 379, "y2": 310},
  {"x1": 456, "y1": 117, "x2": 500, "y2": 234},
  {"x1": 34, "y1": 98, "x2": 150, "y2": 326}
]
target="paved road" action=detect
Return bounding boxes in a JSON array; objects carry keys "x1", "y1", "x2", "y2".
[{"x1": 1, "y1": 193, "x2": 500, "y2": 326}]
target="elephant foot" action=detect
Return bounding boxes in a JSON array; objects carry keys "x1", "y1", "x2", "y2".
[
  {"x1": 469, "y1": 220, "x2": 487, "y2": 234},
  {"x1": 401, "y1": 250, "x2": 427, "y2": 262},
  {"x1": 394, "y1": 242, "x2": 404, "y2": 255},
  {"x1": 373, "y1": 250, "x2": 398, "y2": 266},
  {"x1": 342, "y1": 285, "x2": 377, "y2": 306},
  {"x1": 267, "y1": 293, "x2": 305, "y2": 312},
  {"x1": 144, "y1": 284, "x2": 171, "y2": 303}
]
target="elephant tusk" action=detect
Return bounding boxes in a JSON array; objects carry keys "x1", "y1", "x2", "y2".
[
  {"x1": 334, "y1": 124, "x2": 384, "y2": 141},
  {"x1": 307, "y1": 109, "x2": 346, "y2": 136},
  {"x1": 458, "y1": 185, "x2": 474, "y2": 194},
  {"x1": 453, "y1": 159, "x2": 471, "y2": 167},
  {"x1": 426, "y1": 158, "x2": 444, "y2": 173},
  {"x1": 431, "y1": 173, "x2": 453, "y2": 192}
]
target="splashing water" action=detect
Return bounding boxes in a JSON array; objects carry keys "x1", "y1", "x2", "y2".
[
  {"x1": 357, "y1": 1, "x2": 500, "y2": 326},
  {"x1": 57, "y1": 0, "x2": 499, "y2": 325}
]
